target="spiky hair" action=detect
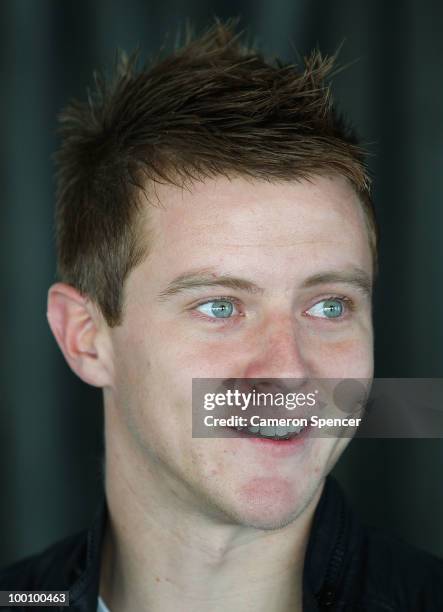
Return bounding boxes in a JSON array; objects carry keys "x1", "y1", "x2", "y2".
[{"x1": 54, "y1": 18, "x2": 375, "y2": 326}]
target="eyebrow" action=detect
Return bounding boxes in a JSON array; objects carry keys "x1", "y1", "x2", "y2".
[
  {"x1": 157, "y1": 267, "x2": 372, "y2": 301},
  {"x1": 300, "y1": 269, "x2": 373, "y2": 297},
  {"x1": 157, "y1": 269, "x2": 264, "y2": 300}
]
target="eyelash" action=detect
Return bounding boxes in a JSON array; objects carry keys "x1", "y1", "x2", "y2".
[{"x1": 190, "y1": 295, "x2": 355, "y2": 324}]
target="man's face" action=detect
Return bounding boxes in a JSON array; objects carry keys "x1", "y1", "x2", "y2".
[{"x1": 107, "y1": 174, "x2": 373, "y2": 529}]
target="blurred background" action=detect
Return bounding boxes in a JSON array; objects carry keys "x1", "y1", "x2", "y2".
[{"x1": 1, "y1": 0, "x2": 442, "y2": 568}]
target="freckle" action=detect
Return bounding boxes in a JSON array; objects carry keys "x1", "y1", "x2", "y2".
[{"x1": 155, "y1": 576, "x2": 161, "y2": 582}]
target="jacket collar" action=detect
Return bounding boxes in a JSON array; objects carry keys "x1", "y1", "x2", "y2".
[
  {"x1": 303, "y1": 476, "x2": 349, "y2": 609},
  {"x1": 68, "y1": 496, "x2": 107, "y2": 611}
]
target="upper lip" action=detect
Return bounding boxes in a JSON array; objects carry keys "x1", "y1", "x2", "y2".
[{"x1": 216, "y1": 378, "x2": 316, "y2": 420}]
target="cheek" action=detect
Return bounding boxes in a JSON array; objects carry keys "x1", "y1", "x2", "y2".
[
  {"x1": 306, "y1": 335, "x2": 373, "y2": 378},
  {"x1": 159, "y1": 331, "x2": 245, "y2": 378}
]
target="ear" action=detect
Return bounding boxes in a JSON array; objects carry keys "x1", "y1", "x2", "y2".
[{"x1": 47, "y1": 282, "x2": 114, "y2": 388}]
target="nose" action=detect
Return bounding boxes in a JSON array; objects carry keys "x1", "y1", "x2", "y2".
[{"x1": 242, "y1": 313, "x2": 310, "y2": 382}]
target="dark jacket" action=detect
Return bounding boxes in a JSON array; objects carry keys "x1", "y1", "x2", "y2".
[{"x1": 1, "y1": 476, "x2": 442, "y2": 611}]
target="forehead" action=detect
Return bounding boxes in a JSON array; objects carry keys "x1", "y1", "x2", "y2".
[{"x1": 141, "y1": 174, "x2": 372, "y2": 283}]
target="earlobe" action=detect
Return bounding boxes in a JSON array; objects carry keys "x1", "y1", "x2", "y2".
[{"x1": 47, "y1": 282, "x2": 113, "y2": 388}]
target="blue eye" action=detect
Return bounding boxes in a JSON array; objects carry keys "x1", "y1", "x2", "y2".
[
  {"x1": 307, "y1": 298, "x2": 345, "y2": 319},
  {"x1": 196, "y1": 299, "x2": 237, "y2": 318}
]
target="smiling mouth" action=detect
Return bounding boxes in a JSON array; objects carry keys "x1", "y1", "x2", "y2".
[{"x1": 230, "y1": 423, "x2": 307, "y2": 441}]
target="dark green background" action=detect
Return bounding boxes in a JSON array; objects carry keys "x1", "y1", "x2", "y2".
[{"x1": 1, "y1": 0, "x2": 442, "y2": 568}]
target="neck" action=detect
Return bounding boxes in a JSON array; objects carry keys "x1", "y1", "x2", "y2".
[{"x1": 99, "y1": 411, "x2": 323, "y2": 612}]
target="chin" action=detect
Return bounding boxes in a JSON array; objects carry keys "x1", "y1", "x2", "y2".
[{"x1": 218, "y1": 477, "x2": 319, "y2": 531}]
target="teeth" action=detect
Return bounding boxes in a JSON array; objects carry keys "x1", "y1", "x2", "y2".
[
  {"x1": 247, "y1": 424, "x2": 304, "y2": 439},
  {"x1": 248, "y1": 424, "x2": 260, "y2": 433},
  {"x1": 234, "y1": 423, "x2": 305, "y2": 439},
  {"x1": 276, "y1": 425, "x2": 288, "y2": 437},
  {"x1": 288, "y1": 424, "x2": 303, "y2": 434},
  {"x1": 260, "y1": 426, "x2": 276, "y2": 437}
]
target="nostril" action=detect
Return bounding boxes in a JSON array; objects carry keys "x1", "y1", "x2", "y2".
[{"x1": 251, "y1": 378, "x2": 293, "y2": 395}]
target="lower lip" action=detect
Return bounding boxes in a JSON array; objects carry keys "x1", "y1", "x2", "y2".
[{"x1": 230, "y1": 426, "x2": 311, "y2": 456}]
